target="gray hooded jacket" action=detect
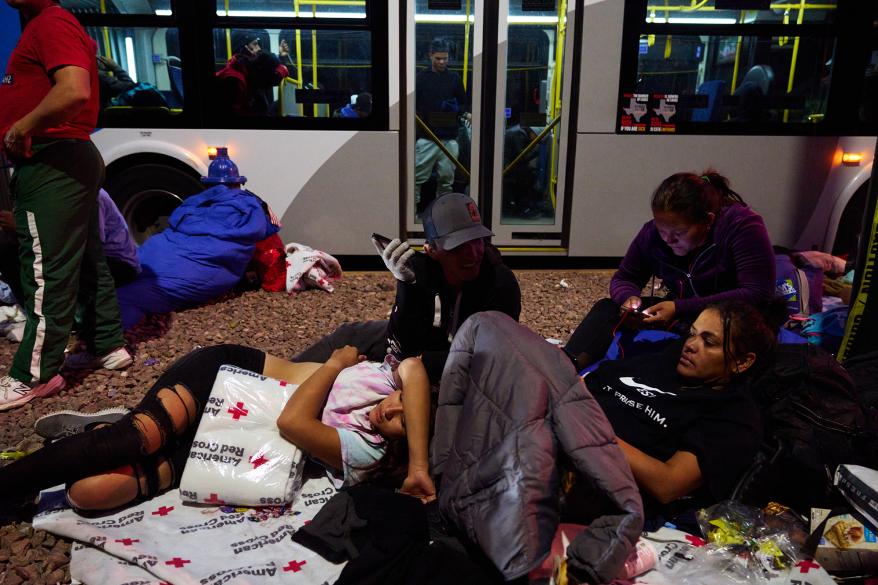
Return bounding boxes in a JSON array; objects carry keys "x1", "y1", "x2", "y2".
[{"x1": 432, "y1": 312, "x2": 644, "y2": 583}]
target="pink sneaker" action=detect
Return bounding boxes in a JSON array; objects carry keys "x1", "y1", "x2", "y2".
[
  {"x1": 0, "y1": 374, "x2": 66, "y2": 411},
  {"x1": 65, "y1": 346, "x2": 133, "y2": 371}
]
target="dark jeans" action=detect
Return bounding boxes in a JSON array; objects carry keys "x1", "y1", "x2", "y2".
[
  {"x1": 565, "y1": 297, "x2": 663, "y2": 364},
  {"x1": 0, "y1": 344, "x2": 265, "y2": 504},
  {"x1": 294, "y1": 320, "x2": 390, "y2": 363}
]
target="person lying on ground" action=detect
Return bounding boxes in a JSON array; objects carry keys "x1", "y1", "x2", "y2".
[
  {"x1": 0, "y1": 344, "x2": 434, "y2": 521},
  {"x1": 565, "y1": 169, "x2": 775, "y2": 370},
  {"x1": 579, "y1": 300, "x2": 778, "y2": 511}
]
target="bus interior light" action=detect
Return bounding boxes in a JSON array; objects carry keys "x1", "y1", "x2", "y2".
[
  {"x1": 215, "y1": 10, "x2": 366, "y2": 18},
  {"x1": 207, "y1": 146, "x2": 220, "y2": 160},
  {"x1": 647, "y1": 17, "x2": 738, "y2": 24},
  {"x1": 842, "y1": 153, "x2": 863, "y2": 166},
  {"x1": 124, "y1": 37, "x2": 137, "y2": 82}
]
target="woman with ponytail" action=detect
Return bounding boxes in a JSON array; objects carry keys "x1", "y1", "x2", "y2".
[{"x1": 565, "y1": 169, "x2": 775, "y2": 370}]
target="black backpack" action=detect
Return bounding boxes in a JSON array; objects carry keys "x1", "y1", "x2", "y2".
[{"x1": 732, "y1": 344, "x2": 878, "y2": 514}]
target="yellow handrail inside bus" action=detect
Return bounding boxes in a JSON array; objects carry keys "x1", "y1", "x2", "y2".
[
  {"x1": 224, "y1": 0, "x2": 232, "y2": 59},
  {"x1": 547, "y1": 0, "x2": 567, "y2": 209},
  {"x1": 462, "y1": 0, "x2": 471, "y2": 91},
  {"x1": 730, "y1": 10, "x2": 745, "y2": 93},
  {"x1": 311, "y1": 1, "x2": 319, "y2": 117},
  {"x1": 294, "y1": 0, "x2": 305, "y2": 115},
  {"x1": 783, "y1": 0, "x2": 806, "y2": 122},
  {"x1": 644, "y1": 3, "x2": 835, "y2": 10},
  {"x1": 99, "y1": 0, "x2": 110, "y2": 58}
]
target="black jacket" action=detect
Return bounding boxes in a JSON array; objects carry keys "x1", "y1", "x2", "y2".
[{"x1": 386, "y1": 244, "x2": 520, "y2": 381}]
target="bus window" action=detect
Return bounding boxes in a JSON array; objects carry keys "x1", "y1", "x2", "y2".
[
  {"x1": 501, "y1": 1, "x2": 564, "y2": 224},
  {"x1": 83, "y1": 26, "x2": 181, "y2": 117},
  {"x1": 620, "y1": 0, "x2": 849, "y2": 132},
  {"x1": 61, "y1": 0, "x2": 171, "y2": 15},
  {"x1": 212, "y1": 28, "x2": 372, "y2": 118},
  {"x1": 215, "y1": 0, "x2": 368, "y2": 19},
  {"x1": 641, "y1": 1, "x2": 835, "y2": 25},
  {"x1": 636, "y1": 35, "x2": 834, "y2": 124}
]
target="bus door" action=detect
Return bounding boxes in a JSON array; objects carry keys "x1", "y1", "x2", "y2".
[{"x1": 408, "y1": 0, "x2": 576, "y2": 251}]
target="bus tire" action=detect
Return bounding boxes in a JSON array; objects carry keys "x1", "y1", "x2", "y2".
[{"x1": 105, "y1": 163, "x2": 203, "y2": 244}]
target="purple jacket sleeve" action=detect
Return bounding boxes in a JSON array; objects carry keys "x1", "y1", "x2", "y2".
[
  {"x1": 674, "y1": 212, "x2": 776, "y2": 316},
  {"x1": 609, "y1": 222, "x2": 654, "y2": 305}
]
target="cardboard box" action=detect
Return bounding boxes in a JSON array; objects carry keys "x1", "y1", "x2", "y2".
[{"x1": 810, "y1": 508, "x2": 878, "y2": 572}]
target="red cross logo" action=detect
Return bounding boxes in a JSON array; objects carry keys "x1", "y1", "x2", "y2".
[
  {"x1": 152, "y1": 506, "x2": 174, "y2": 516},
  {"x1": 115, "y1": 538, "x2": 140, "y2": 546},
  {"x1": 165, "y1": 557, "x2": 191, "y2": 568},
  {"x1": 684, "y1": 534, "x2": 706, "y2": 547},
  {"x1": 249, "y1": 453, "x2": 269, "y2": 469},
  {"x1": 283, "y1": 560, "x2": 307, "y2": 572},
  {"x1": 796, "y1": 559, "x2": 821, "y2": 573},
  {"x1": 204, "y1": 493, "x2": 225, "y2": 505},
  {"x1": 228, "y1": 401, "x2": 249, "y2": 420}
]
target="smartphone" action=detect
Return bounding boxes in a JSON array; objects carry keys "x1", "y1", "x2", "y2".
[
  {"x1": 371, "y1": 232, "x2": 392, "y2": 252},
  {"x1": 620, "y1": 305, "x2": 647, "y2": 322}
]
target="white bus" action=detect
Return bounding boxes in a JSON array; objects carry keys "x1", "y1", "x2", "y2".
[{"x1": 25, "y1": 0, "x2": 878, "y2": 261}]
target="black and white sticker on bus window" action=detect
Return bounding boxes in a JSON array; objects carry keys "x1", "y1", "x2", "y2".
[
  {"x1": 649, "y1": 93, "x2": 677, "y2": 133},
  {"x1": 619, "y1": 92, "x2": 649, "y2": 132}
]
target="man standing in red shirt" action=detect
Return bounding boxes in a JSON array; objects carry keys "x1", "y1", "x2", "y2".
[{"x1": 0, "y1": 0, "x2": 131, "y2": 411}]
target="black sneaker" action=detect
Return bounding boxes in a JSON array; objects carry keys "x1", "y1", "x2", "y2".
[{"x1": 34, "y1": 407, "x2": 130, "y2": 440}]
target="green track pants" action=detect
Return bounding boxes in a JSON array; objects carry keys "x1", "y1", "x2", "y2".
[{"x1": 8, "y1": 139, "x2": 125, "y2": 384}]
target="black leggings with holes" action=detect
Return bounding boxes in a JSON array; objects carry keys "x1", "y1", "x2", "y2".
[{"x1": 0, "y1": 344, "x2": 265, "y2": 503}]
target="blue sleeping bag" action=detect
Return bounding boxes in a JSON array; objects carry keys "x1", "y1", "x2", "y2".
[{"x1": 116, "y1": 185, "x2": 278, "y2": 329}]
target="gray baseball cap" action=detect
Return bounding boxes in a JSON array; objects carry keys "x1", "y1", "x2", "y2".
[{"x1": 423, "y1": 193, "x2": 493, "y2": 250}]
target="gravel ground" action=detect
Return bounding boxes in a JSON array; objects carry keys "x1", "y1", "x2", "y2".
[{"x1": 0, "y1": 269, "x2": 611, "y2": 584}]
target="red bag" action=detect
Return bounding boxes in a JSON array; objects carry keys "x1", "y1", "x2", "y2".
[{"x1": 251, "y1": 234, "x2": 287, "y2": 292}]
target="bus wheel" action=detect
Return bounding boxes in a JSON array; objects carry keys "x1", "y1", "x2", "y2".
[{"x1": 105, "y1": 163, "x2": 203, "y2": 245}]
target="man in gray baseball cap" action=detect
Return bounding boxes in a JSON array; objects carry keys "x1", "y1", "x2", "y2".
[
  {"x1": 380, "y1": 193, "x2": 521, "y2": 380},
  {"x1": 292, "y1": 193, "x2": 520, "y2": 383}
]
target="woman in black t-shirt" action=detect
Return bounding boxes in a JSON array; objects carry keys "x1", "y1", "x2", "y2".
[{"x1": 585, "y1": 300, "x2": 777, "y2": 507}]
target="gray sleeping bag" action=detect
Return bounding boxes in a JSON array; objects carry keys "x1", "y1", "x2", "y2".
[{"x1": 432, "y1": 311, "x2": 643, "y2": 583}]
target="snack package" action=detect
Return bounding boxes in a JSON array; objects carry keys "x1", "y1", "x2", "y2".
[{"x1": 810, "y1": 508, "x2": 878, "y2": 572}]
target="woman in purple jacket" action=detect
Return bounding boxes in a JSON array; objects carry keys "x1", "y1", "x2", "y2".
[{"x1": 565, "y1": 169, "x2": 775, "y2": 370}]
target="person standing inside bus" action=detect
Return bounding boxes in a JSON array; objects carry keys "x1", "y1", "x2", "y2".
[
  {"x1": 0, "y1": 0, "x2": 131, "y2": 411},
  {"x1": 564, "y1": 170, "x2": 776, "y2": 370},
  {"x1": 414, "y1": 38, "x2": 469, "y2": 213}
]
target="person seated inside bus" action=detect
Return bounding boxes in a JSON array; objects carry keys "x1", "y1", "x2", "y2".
[
  {"x1": 568, "y1": 300, "x2": 777, "y2": 516},
  {"x1": 334, "y1": 92, "x2": 372, "y2": 118},
  {"x1": 0, "y1": 344, "x2": 434, "y2": 520},
  {"x1": 564, "y1": 169, "x2": 775, "y2": 370},
  {"x1": 97, "y1": 55, "x2": 135, "y2": 108},
  {"x1": 727, "y1": 65, "x2": 774, "y2": 123},
  {"x1": 215, "y1": 31, "x2": 289, "y2": 116}
]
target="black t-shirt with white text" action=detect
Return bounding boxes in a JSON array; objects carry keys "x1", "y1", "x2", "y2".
[{"x1": 585, "y1": 342, "x2": 762, "y2": 502}]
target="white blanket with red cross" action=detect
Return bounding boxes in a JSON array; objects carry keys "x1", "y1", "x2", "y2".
[
  {"x1": 178, "y1": 365, "x2": 306, "y2": 508},
  {"x1": 32, "y1": 474, "x2": 342, "y2": 585}
]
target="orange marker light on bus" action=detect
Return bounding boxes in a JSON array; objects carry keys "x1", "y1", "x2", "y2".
[
  {"x1": 207, "y1": 146, "x2": 219, "y2": 160},
  {"x1": 842, "y1": 152, "x2": 863, "y2": 166}
]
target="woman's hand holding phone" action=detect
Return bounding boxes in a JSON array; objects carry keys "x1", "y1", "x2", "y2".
[{"x1": 642, "y1": 301, "x2": 676, "y2": 324}]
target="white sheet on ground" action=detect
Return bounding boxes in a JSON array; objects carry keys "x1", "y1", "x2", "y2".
[
  {"x1": 33, "y1": 475, "x2": 342, "y2": 585},
  {"x1": 179, "y1": 365, "x2": 305, "y2": 508}
]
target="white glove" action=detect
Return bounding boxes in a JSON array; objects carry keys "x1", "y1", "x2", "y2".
[{"x1": 376, "y1": 238, "x2": 416, "y2": 283}]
